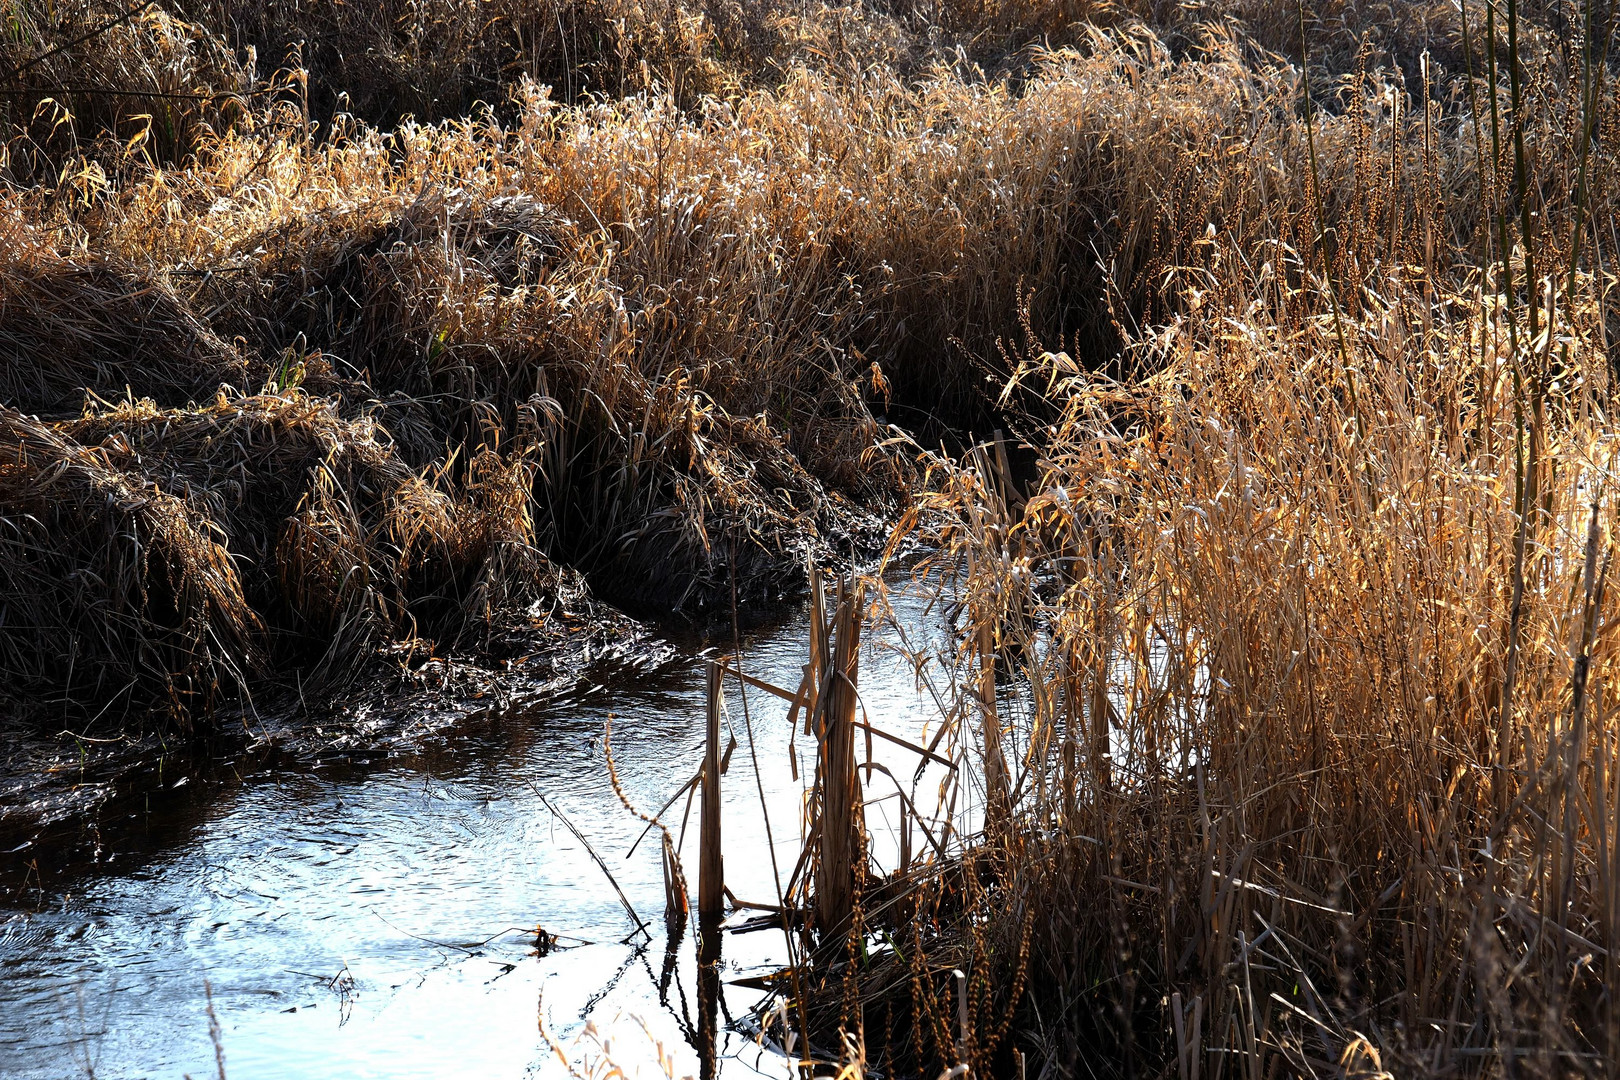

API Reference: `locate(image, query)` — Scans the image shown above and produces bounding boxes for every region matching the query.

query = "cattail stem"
[814,576,865,945]
[699,659,724,924]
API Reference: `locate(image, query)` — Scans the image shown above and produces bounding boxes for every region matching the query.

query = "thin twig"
[533,784,650,942]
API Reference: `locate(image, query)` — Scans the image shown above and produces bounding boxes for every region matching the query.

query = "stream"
[0,583,962,1079]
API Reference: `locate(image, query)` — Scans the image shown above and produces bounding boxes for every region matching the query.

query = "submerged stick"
[534,786,649,942]
[626,768,701,859]
[663,833,689,929]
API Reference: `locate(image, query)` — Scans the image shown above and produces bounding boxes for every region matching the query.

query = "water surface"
[0,585,960,1079]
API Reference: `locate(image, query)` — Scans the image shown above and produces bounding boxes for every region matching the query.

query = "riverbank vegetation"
[830,5,1620,1076]
[4,0,1618,1075]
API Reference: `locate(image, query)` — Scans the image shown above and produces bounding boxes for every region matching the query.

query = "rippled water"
[0,585,959,1079]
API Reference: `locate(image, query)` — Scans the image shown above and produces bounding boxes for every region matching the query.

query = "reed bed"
[809,4,1620,1075]
[3,0,1619,1072]
[852,272,1620,1075]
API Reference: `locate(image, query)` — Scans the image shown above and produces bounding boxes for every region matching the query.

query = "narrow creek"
[0,583,961,1079]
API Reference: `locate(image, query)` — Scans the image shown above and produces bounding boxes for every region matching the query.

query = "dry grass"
[1,387,557,726]
[0,405,260,727]
[802,4,1620,1076]
[0,0,252,182]
[860,274,1619,1073]
[0,216,251,415]
[4,0,1620,1072]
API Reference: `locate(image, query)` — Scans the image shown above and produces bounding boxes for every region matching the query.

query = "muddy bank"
[0,596,662,863]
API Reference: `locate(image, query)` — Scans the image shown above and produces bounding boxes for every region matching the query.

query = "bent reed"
[5,0,1619,1074]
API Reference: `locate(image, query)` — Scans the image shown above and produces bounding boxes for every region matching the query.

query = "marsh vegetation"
[4,0,1620,1076]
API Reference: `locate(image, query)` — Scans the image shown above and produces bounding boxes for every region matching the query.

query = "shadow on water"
[0,582,955,1079]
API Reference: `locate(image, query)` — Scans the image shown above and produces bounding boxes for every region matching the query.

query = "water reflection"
[0,585,955,1079]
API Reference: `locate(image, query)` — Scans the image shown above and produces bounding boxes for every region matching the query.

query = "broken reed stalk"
[975,569,1009,828]
[697,670,724,1080]
[663,833,688,928]
[967,448,1011,828]
[813,575,865,946]
[808,563,827,732]
[700,659,725,925]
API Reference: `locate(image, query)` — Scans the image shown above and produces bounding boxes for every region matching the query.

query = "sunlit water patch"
[0,585,962,1080]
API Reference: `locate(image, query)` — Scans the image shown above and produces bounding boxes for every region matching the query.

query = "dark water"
[0,586,961,1079]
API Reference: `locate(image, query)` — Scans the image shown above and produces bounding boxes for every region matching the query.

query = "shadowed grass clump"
[1,387,560,726]
[0,221,251,416]
[0,0,253,183]
[0,407,261,727]
[164,173,884,611]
